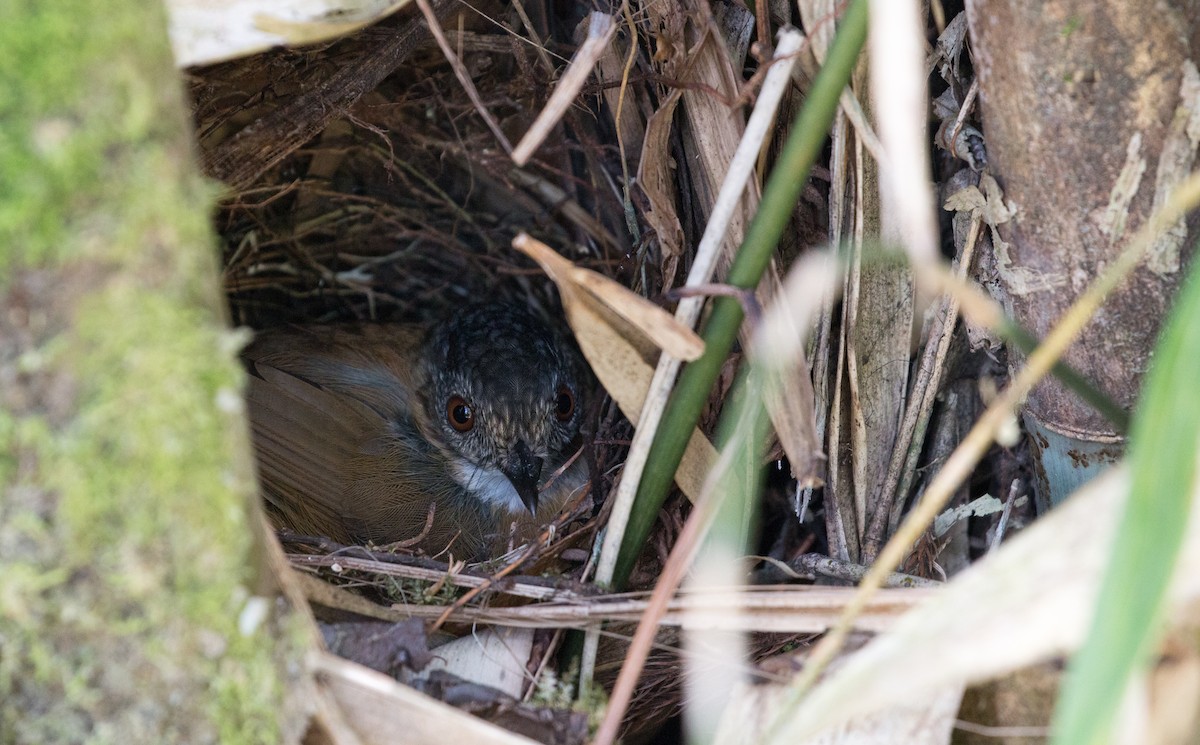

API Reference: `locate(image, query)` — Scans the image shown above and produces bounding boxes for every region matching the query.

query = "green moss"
[0,2,168,272]
[1059,15,1083,38]
[377,572,466,605]
[529,658,608,736]
[1,285,299,744]
[0,0,306,741]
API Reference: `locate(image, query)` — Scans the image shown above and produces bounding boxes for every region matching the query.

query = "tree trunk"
[0,2,308,742]
[966,0,1200,508]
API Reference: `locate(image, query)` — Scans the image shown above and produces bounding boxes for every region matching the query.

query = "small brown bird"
[244,304,589,560]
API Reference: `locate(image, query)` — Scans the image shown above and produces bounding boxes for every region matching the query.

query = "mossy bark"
[0,2,309,743]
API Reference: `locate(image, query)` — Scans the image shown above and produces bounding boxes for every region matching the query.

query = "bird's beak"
[501,441,544,514]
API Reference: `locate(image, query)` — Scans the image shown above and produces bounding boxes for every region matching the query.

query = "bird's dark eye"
[554,385,575,422]
[446,396,475,432]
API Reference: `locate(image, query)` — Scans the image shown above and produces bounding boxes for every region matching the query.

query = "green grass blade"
[1050,255,1200,744]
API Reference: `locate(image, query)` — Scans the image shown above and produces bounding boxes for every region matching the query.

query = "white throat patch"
[450,460,526,514]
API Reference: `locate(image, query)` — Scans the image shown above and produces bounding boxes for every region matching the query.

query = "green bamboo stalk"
[611,0,870,588]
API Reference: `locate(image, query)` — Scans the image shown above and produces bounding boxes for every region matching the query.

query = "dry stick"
[512,13,617,165]
[862,213,982,557]
[754,0,771,52]
[507,0,556,74]
[838,89,885,164]
[524,627,565,702]
[580,28,807,689]
[286,554,579,601]
[988,479,1021,554]
[414,0,514,156]
[953,721,1048,740]
[885,296,962,535]
[308,583,930,629]
[947,78,980,161]
[761,169,1200,744]
[613,0,642,223]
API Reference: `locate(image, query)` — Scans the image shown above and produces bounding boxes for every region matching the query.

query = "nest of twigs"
[184,0,1025,740]
[199,6,648,534]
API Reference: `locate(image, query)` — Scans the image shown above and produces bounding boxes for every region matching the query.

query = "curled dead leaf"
[513,233,715,501]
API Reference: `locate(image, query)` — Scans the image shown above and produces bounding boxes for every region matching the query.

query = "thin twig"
[414,0,514,156]
[512,13,616,165]
[989,480,1021,553]
[665,283,764,327]
[947,78,980,162]
[507,0,555,73]
[376,503,437,552]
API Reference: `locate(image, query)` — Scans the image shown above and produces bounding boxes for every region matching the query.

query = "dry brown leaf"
[761,366,824,489]
[514,234,703,360]
[513,234,715,500]
[637,90,686,290]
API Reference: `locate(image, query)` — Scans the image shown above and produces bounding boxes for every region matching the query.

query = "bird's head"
[421,304,585,514]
